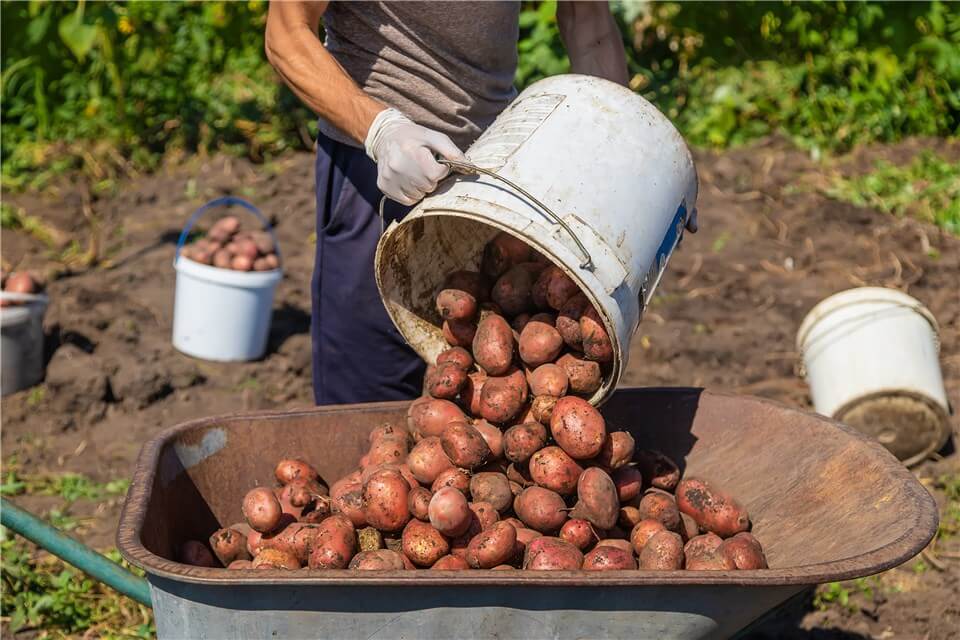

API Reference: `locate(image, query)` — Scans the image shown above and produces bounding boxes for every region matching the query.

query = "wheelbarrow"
[3,388,938,639]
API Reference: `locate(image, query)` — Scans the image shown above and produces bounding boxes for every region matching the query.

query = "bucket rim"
[796,287,938,352]
[0,292,49,326]
[174,255,282,288]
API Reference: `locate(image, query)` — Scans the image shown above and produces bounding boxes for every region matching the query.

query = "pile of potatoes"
[179,215,279,272]
[179,232,766,572]
[0,271,44,307]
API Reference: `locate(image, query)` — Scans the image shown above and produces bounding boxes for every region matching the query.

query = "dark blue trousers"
[311,133,426,405]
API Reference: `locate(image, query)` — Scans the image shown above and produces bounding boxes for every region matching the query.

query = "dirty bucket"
[172,197,282,362]
[1,292,49,396]
[375,74,699,404]
[797,287,952,465]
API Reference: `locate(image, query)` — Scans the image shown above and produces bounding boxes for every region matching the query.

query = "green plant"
[821,152,960,233]
[814,576,883,612]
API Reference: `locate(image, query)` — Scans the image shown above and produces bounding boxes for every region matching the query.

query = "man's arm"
[265,1,383,144]
[556,2,629,86]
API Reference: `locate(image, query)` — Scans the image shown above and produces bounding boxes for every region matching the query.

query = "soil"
[2,136,958,639]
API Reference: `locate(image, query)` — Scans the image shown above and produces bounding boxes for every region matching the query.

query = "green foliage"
[813,576,883,612]
[936,472,960,539]
[821,152,960,233]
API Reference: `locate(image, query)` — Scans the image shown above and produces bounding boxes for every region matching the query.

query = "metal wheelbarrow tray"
[117,388,937,640]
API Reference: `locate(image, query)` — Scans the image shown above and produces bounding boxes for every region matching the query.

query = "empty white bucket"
[375,74,698,405]
[171,197,282,362]
[797,287,952,465]
[1,292,49,396]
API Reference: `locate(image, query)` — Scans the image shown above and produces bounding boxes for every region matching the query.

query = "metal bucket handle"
[378,159,594,270]
[174,196,281,266]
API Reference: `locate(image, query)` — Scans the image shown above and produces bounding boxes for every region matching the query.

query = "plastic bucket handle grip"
[174,196,281,265]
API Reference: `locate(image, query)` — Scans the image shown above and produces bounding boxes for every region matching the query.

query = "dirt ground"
[2,136,958,638]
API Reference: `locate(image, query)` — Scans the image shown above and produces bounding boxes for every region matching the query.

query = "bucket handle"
[378,160,594,270]
[174,196,281,265]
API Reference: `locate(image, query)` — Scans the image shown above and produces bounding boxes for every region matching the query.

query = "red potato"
[583,546,637,571]
[680,513,699,541]
[545,268,581,311]
[472,313,515,376]
[213,249,233,269]
[684,533,723,558]
[408,486,433,521]
[261,522,321,564]
[580,305,613,362]
[519,320,564,367]
[555,293,588,349]
[366,436,409,467]
[461,371,487,417]
[636,449,681,492]
[208,216,240,241]
[275,459,319,485]
[469,472,513,513]
[253,548,300,570]
[407,398,466,439]
[513,486,567,533]
[330,470,361,498]
[431,554,471,570]
[369,423,410,445]
[629,519,668,555]
[550,396,607,460]
[529,446,584,495]
[300,500,332,524]
[407,437,454,485]
[595,431,636,471]
[514,527,542,547]
[492,264,536,317]
[360,463,417,491]
[402,519,451,567]
[719,532,768,570]
[530,395,558,425]
[482,232,531,279]
[511,313,532,333]
[349,549,407,570]
[559,518,596,551]
[426,362,468,400]
[243,487,284,533]
[506,462,534,488]
[619,506,642,530]
[249,230,275,254]
[675,478,750,537]
[362,469,410,532]
[555,353,602,396]
[436,347,473,371]
[178,540,219,567]
[478,373,526,425]
[612,466,643,503]
[436,289,478,321]
[431,467,472,495]
[231,254,254,271]
[466,521,518,569]
[594,538,634,554]
[502,517,525,531]
[210,527,250,566]
[440,421,491,469]
[443,270,490,303]
[307,514,357,569]
[4,272,38,294]
[492,564,514,570]
[428,487,473,537]
[443,319,478,348]
[228,560,253,570]
[472,420,504,460]
[332,488,367,528]
[277,481,324,518]
[570,467,619,530]
[528,364,568,398]
[638,531,684,570]
[252,257,273,271]
[235,239,258,260]
[468,501,501,532]
[637,490,681,532]
[523,537,584,571]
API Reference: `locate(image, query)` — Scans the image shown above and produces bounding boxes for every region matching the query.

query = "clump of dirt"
[1,137,958,639]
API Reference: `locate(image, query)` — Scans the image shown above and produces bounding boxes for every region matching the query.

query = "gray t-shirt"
[321,1,520,150]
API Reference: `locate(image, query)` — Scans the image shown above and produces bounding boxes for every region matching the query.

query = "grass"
[821,151,960,235]
[0,464,149,636]
[934,472,960,540]
[813,576,886,613]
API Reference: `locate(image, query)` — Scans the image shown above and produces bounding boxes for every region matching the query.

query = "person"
[265,1,628,406]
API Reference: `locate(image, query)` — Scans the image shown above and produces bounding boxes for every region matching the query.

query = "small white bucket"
[171,197,282,362]
[375,75,698,404]
[1,291,49,396]
[797,287,952,465]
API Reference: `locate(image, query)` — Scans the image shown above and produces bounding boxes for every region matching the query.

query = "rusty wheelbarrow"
[113,388,937,639]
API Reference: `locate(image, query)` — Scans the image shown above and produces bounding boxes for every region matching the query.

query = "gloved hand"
[365,108,467,205]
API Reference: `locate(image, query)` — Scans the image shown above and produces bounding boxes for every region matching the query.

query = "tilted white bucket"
[797,287,952,465]
[171,197,282,362]
[1,292,48,396]
[375,74,698,404]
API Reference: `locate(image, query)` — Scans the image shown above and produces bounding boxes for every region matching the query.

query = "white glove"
[365,108,467,206]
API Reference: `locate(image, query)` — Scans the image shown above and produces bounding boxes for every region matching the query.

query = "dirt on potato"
[1,137,958,639]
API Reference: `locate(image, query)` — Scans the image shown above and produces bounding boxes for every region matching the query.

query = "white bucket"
[375,74,698,404]
[171,197,282,362]
[797,287,952,465]
[1,292,49,396]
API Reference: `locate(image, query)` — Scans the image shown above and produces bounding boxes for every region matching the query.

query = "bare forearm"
[557,2,629,86]
[265,1,384,144]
